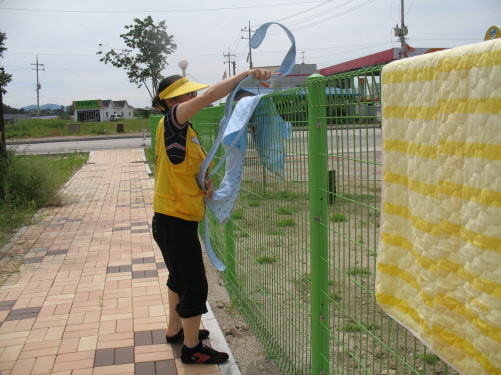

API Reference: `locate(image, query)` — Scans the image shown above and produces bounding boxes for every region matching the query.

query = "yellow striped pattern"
[377,39,501,375]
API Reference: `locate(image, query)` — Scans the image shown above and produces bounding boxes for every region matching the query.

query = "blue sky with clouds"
[0,0,499,109]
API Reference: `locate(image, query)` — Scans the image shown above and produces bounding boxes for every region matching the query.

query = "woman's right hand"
[249,68,273,81]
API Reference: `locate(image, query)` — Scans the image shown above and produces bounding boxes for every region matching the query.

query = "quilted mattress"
[376,39,501,375]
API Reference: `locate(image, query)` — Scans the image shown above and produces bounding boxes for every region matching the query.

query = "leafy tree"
[97,16,176,99]
[0,31,13,158]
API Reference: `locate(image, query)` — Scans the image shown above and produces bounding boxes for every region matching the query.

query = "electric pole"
[31,55,44,118]
[241,21,256,69]
[223,48,236,76]
[393,0,409,57]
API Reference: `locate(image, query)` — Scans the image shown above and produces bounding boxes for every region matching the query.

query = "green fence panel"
[190,71,457,375]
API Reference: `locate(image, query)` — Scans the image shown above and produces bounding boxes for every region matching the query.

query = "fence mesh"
[185,68,457,375]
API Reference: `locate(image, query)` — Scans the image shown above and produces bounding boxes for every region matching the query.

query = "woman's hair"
[152,75,183,114]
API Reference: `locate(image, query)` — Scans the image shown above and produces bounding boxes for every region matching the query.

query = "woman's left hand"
[204,179,215,199]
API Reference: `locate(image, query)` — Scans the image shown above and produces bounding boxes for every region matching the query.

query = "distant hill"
[23,103,63,111]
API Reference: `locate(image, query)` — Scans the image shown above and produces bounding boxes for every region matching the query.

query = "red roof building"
[319,47,445,76]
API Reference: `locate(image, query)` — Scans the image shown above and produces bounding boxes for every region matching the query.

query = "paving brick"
[114,346,134,365]
[0,150,227,375]
[32,354,56,375]
[94,348,115,367]
[156,360,177,375]
[134,361,156,375]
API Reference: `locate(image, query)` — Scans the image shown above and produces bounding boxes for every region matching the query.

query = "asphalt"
[6,133,148,145]
[0,147,239,375]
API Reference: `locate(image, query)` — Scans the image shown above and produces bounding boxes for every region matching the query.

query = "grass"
[6,118,150,139]
[0,152,88,250]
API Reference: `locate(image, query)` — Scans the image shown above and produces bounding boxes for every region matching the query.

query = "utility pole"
[241,21,256,69]
[223,48,236,76]
[393,0,409,57]
[31,55,44,118]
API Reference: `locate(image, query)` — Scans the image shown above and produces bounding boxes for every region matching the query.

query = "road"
[6,127,381,156]
[7,135,151,154]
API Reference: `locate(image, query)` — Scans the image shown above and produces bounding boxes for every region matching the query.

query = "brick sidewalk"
[0,149,233,375]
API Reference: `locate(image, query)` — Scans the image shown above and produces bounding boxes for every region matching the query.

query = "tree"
[97,16,176,100]
[0,31,13,158]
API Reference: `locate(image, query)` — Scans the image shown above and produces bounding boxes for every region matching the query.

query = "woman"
[151,68,272,364]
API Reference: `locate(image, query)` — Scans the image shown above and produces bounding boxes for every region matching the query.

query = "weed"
[265,190,308,200]
[419,353,439,364]
[277,206,295,215]
[330,292,342,301]
[344,323,362,332]
[266,230,284,235]
[341,193,378,202]
[232,211,244,220]
[292,274,311,301]
[348,267,371,276]
[256,256,277,265]
[248,201,261,207]
[276,218,295,227]
[220,300,240,315]
[330,213,347,222]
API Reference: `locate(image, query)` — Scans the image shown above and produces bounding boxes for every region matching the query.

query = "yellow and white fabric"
[376,39,501,375]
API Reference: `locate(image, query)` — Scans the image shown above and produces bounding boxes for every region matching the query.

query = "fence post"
[307,73,330,375]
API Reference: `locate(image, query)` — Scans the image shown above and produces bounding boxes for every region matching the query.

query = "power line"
[273,0,334,23]
[289,0,375,32]
[263,0,375,35]
[275,0,358,28]
[0,1,329,14]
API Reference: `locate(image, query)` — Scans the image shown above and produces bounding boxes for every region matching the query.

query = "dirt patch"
[204,249,282,375]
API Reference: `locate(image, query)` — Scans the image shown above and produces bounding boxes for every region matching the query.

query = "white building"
[72,99,135,122]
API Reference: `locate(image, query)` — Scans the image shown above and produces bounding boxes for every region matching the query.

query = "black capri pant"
[152,212,208,318]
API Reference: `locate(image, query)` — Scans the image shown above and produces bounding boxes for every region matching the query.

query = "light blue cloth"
[198,22,296,271]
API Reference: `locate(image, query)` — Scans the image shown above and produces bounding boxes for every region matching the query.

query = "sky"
[0,0,499,110]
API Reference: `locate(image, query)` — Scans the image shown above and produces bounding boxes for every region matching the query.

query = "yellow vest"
[153,117,206,222]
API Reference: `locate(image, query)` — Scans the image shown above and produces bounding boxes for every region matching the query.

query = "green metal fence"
[158,68,457,375]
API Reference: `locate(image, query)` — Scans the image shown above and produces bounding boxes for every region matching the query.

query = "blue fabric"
[205,95,262,225]
[198,22,296,271]
[250,97,292,177]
